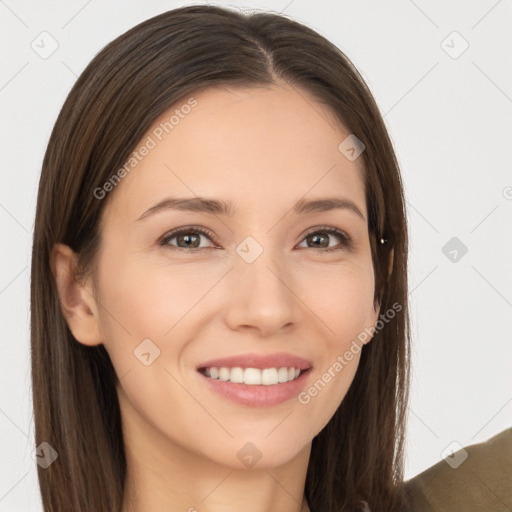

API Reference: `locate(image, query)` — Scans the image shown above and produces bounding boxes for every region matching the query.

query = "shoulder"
[403,427,512,512]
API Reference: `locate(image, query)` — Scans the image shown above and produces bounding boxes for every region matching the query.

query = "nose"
[223,251,298,337]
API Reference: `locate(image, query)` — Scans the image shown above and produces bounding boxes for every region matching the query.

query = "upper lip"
[197,352,313,371]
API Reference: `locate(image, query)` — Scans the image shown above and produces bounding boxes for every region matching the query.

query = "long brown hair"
[31,5,410,511]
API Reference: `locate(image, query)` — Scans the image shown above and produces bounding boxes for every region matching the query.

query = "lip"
[198,367,313,407]
[196,352,313,371]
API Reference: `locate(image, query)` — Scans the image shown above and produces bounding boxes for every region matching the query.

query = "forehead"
[103,84,367,223]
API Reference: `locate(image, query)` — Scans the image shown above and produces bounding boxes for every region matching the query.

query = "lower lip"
[198,369,312,407]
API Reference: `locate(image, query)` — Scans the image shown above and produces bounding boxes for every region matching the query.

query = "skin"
[53,82,381,512]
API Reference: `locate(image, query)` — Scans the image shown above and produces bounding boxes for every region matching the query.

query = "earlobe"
[51,243,103,346]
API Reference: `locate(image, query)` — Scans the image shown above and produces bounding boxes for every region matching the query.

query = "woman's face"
[90,83,379,469]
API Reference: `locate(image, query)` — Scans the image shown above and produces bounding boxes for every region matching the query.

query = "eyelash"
[159,225,352,253]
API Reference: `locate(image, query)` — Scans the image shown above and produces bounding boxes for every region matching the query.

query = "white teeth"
[244,368,261,385]
[261,368,278,385]
[219,367,230,381]
[277,367,289,382]
[202,366,302,385]
[230,367,244,383]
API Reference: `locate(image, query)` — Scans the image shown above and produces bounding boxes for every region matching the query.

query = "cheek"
[291,264,375,436]
[95,254,226,459]
[94,250,235,410]
[300,261,376,344]
[297,354,361,442]
[96,253,210,346]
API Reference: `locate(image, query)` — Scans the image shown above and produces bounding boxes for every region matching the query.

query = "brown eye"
[161,227,217,250]
[306,232,329,248]
[298,227,352,252]
[159,225,352,253]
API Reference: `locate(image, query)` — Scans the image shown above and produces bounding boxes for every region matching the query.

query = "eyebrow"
[136,196,366,221]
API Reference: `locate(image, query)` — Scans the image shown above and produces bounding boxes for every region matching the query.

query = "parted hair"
[31,5,410,511]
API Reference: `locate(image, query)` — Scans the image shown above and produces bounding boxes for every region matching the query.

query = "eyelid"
[159,225,220,248]
[298,225,352,252]
[301,225,350,239]
[159,224,353,252]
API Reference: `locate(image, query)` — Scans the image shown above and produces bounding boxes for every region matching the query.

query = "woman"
[31,5,409,511]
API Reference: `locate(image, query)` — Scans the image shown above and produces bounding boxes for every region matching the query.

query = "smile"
[199,366,302,385]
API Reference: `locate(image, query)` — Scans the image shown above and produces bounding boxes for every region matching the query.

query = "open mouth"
[198,366,310,385]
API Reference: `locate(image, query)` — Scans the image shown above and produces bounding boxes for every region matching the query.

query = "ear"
[51,243,103,346]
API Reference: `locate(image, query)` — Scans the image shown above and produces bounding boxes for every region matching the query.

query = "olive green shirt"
[403,427,512,511]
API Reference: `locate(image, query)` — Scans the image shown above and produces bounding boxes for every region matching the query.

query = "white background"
[1,0,511,510]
